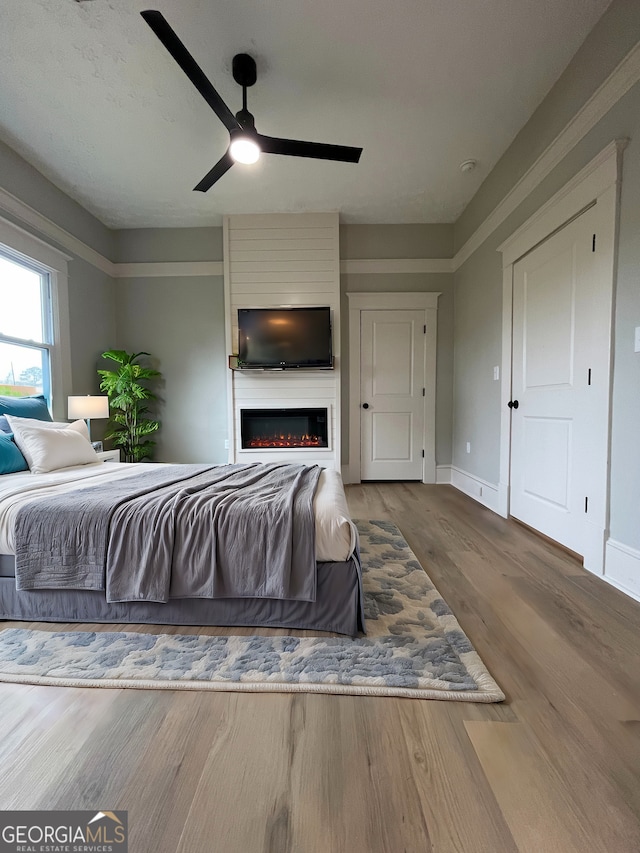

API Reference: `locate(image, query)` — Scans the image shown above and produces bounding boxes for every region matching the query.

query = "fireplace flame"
[246,433,325,448]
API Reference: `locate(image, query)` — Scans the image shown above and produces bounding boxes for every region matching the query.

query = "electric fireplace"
[240,408,329,450]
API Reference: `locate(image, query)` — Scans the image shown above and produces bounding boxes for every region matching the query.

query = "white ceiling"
[1,0,611,229]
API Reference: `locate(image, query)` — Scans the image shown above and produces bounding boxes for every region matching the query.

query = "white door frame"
[346,291,440,484]
[496,139,625,570]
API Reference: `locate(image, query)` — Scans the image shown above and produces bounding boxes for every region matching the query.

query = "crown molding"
[0,212,72,270]
[452,38,640,271]
[0,186,117,276]
[497,139,626,266]
[0,186,453,278]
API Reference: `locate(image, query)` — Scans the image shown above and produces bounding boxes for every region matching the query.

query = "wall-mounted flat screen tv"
[237,306,332,368]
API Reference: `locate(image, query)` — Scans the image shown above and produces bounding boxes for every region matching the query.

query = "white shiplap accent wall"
[224,213,341,467]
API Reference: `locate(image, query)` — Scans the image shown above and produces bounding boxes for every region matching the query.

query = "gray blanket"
[14,462,321,604]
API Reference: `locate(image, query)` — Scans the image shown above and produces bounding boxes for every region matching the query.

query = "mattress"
[0,462,357,562]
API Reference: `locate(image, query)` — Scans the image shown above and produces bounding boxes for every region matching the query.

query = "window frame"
[0,215,72,420]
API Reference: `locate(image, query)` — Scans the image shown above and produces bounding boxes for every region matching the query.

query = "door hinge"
[592,233,596,252]
[588,368,592,386]
[423,324,426,334]
[585,496,589,513]
[422,387,425,397]
[422,449,425,458]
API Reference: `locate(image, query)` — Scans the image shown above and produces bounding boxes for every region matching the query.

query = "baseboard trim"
[604,539,640,603]
[448,466,500,513]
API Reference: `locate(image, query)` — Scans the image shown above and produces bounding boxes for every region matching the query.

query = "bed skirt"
[0,555,364,636]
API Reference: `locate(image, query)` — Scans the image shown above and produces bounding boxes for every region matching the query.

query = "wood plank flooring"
[1,482,639,852]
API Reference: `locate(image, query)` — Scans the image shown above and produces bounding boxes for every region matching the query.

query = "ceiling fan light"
[229,136,260,164]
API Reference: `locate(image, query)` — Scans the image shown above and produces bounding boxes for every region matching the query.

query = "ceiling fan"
[140,10,363,192]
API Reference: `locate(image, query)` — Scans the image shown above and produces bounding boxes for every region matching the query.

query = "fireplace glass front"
[240,408,329,449]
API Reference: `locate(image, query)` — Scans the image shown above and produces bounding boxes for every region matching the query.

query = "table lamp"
[67,395,110,441]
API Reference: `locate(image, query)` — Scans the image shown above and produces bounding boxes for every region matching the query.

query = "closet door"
[510,204,611,570]
[360,310,425,480]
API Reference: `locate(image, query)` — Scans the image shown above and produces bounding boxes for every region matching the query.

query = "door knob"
[508,400,519,409]
[362,403,370,409]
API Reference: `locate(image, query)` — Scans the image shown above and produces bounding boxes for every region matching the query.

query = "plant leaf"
[99,348,161,461]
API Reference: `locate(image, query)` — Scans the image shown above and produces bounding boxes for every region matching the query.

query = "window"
[0,250,54,401]
[0,216,71,420]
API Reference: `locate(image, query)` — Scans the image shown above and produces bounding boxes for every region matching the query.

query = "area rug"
[0,520,504,702]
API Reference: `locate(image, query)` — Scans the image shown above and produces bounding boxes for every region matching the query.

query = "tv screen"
[237,307,332,368]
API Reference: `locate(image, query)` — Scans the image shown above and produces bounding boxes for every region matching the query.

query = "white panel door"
[360,310,425,480]
[510,205,611,569]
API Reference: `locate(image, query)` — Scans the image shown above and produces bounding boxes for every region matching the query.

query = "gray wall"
[340,224,453,259]
[339,225,454,469]
[611,117,640,550]
[452,0,640,551]
[452,239,502,483]
[113,227,227,464]
[0,139,117,432]
[115,275,227,464]
[67,259,117,390]
[0,138,115,259]
[114,227,222,264]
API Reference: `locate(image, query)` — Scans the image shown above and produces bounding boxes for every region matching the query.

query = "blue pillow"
[0,415,9,432]
[0,432,29,474]
[0,394,52,422]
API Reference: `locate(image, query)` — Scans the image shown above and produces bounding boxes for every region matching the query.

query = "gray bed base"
[0,554,364,636]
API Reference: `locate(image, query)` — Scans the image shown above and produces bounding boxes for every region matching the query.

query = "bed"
[0,461,364,636]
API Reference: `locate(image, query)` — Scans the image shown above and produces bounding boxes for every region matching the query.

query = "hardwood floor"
[1,483,639,852]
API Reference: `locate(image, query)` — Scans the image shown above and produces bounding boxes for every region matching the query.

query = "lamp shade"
[67,395,110,420]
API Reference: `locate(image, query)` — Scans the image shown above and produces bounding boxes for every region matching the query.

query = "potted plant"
[98,350,161,462]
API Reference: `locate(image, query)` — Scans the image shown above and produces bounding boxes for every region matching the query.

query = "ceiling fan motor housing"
[232,54,257,88]
[235,109,256,130]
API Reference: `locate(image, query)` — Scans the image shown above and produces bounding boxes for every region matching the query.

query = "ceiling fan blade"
[141,10,241,134]
[256,134,362,163]
[193,151,235,192]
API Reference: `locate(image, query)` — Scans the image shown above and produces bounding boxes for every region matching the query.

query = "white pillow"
[5,418,97,473]
[5,414,90,441]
